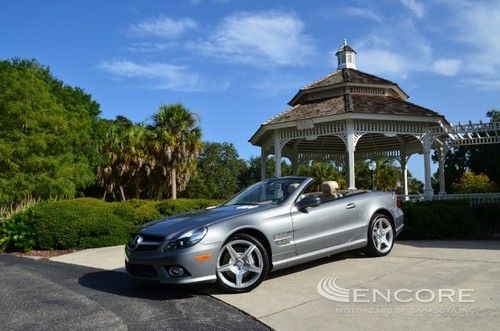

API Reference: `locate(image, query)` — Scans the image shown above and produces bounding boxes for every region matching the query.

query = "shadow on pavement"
[397,240,500,250]
[78,270,216,300]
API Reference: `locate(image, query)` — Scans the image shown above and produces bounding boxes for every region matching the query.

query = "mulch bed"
[10,249,79,259]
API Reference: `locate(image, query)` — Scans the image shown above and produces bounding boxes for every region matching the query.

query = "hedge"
[0,198,221,251]
[400,200,499,240]
[2,198,498,252]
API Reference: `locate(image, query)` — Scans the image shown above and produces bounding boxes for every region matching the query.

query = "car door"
[290,195,360,255]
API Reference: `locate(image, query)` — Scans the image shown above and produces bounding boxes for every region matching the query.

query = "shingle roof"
[266,94,442,125]
[302,68,398,90]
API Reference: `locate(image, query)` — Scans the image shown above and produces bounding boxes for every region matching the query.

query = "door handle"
[346,203,356,209]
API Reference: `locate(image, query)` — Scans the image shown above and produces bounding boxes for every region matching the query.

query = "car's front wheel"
[365,213,395,257]
[216,233,269,293]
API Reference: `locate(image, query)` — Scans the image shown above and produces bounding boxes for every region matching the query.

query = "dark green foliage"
[400,201,500,239]
[434,110,500,193]
[155,198,221,216]
[185,142,247,199]
[0,198,222,251]
[0,211,35,252]
[28,198,131,250]
[0,59,100,206]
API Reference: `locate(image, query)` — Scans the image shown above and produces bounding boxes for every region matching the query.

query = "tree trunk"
[119,185,126,201]
[171,168,177,200]
[102,190,107,201]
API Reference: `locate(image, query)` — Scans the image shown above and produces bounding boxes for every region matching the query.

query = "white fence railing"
[399,193,500,205]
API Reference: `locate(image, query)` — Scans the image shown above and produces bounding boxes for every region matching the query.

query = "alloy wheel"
[371,217,394,254]
[216,239,264,290]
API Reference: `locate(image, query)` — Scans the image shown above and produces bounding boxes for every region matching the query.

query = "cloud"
[343,7,382,22]
[398,0,425,18]
[357,49,409,77]
[460,78,500,91]
[449,0,500,76]
[99,60,206,92]
[191,11,315,67]
[433,58,461,76]
[126,41,175,52]
[129,16,197,39]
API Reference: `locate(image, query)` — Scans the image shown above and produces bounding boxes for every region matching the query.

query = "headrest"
[287,183,300,195]
[321,181,339,196]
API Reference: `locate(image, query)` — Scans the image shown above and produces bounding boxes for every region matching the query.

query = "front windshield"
[223,178,306,206]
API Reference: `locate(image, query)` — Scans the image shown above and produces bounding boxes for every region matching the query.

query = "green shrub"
[0,197,223,251]
[155,198,221,217]
[0,211,35,252]
[400,200,499,239]
[29,198,133,250]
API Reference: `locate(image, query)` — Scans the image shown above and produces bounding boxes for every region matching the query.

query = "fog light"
[168,266,185,277]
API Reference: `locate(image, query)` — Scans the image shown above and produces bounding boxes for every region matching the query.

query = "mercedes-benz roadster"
[125,176,404,292]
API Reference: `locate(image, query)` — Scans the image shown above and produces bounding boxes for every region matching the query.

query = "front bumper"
[125,241,221,284]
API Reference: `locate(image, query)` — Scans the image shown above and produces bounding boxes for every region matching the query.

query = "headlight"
[164,227,207,251]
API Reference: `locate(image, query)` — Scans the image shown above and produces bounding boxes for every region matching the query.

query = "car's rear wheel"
[365,213,395,257]
[216,233,269,293]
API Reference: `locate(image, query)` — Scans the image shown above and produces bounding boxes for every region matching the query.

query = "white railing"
[399,193,500,205]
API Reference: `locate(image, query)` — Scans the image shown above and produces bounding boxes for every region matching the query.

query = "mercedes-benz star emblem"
[129,235,143,251]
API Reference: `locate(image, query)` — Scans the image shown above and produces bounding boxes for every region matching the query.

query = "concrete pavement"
[50,245,125,270]
[45,241,500,330]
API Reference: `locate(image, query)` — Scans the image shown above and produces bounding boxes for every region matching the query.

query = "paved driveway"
[0,255,267,330]
[3,241,499,330]
[215,241,500,330]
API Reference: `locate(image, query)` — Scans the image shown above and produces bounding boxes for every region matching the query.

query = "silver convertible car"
[125,177,404,293]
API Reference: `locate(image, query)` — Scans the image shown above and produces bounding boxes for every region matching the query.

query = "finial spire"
[344,38,347,46]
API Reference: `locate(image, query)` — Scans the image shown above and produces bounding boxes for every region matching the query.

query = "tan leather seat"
[321,181,341,202]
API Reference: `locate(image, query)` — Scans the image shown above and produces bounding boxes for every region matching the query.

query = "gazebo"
[249,40,453,196]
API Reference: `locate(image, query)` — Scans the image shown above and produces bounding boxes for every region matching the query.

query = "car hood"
[140,204,269,238]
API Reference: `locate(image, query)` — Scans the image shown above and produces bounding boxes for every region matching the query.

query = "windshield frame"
[221,177,310,207]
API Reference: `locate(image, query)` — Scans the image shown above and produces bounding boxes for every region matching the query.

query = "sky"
[1,0,500,181]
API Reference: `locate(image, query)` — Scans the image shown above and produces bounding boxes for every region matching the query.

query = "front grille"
[141,234,165,242]
[135,244,160,252]
[125,261,158,278]
[127,233,164,252]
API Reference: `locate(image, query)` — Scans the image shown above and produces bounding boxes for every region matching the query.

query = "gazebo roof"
[250,41,449,148]
[266,94,444,125]
[288,68,409,106]
[303,68,396,90]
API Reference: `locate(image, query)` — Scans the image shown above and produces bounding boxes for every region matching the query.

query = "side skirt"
[271,239,367,271]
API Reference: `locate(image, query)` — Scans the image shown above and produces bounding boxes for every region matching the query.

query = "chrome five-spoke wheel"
[216,234,268,293]
[366,214,394,256]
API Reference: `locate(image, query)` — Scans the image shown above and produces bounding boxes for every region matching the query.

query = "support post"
[438,146,447,194]
[260,147,267,181]
[400,146,409,198]
[422,134,433,197]
[346,119,356,190]
[274,133,282,178]
[291,141,299,176]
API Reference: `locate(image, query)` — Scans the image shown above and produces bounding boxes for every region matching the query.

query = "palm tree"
[152,103,202,199]
[123,124,155,199]
[96,124,127,200]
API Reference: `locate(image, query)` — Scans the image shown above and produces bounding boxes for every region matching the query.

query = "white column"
[260,147,267,181]
[346,119,356,190]
[438,146,447,194]
[274,133,282,178]
[422,134,433,197]
[291,141,299,176]
[401,155,409,197]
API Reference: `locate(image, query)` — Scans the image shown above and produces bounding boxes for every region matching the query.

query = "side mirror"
[296,195,321,211]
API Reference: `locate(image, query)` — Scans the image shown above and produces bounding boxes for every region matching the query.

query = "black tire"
[216,233,269,293]
[365,213,395,257]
